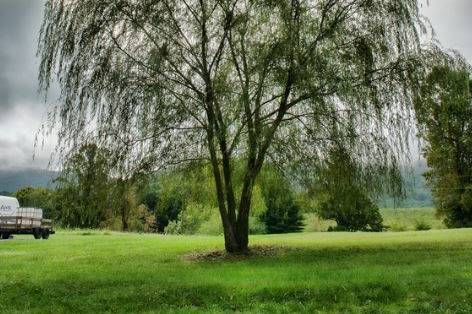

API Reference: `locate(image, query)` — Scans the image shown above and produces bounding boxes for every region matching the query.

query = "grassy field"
[1,228,471,313]
[380,207,445,231]
[304,207,445,232]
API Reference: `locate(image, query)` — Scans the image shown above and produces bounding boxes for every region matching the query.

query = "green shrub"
[156,194,183,232]
[439,185,472,228]
[197,212,224,235]
[260,199,304,234]
[249,216,267,234]
[163,220,182,235]
[99,216,123,231]
[313,146,387,232]
[165,203,212,235]
[319,190,384,232]
[388,223,407,232]
[415,220,432,231]
[128,204,156,233]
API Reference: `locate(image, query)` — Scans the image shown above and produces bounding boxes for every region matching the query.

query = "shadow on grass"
[0,279,411,313]
[185,239,471,266]
[2,272,470,313]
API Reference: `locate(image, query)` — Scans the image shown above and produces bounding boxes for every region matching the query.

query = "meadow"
[304,207,444,232]
[1,226,471,313]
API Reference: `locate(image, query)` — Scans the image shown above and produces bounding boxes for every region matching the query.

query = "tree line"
[15,143,304,234]
[15,141,396,234]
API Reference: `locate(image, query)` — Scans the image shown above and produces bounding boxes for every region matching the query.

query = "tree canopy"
[415,65,472,228]
[39,0,436,252]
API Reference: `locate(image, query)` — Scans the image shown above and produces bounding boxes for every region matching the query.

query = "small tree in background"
[113,179,138,232]
[415,65,472,228]
[55,143,113,228]
[315,146,385,232]
[259,169,304,234]
[319,187,383,232]
[155,195,184,233]
[135,175,162,232]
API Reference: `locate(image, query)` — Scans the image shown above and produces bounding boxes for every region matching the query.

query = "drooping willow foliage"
[38,0,440,252]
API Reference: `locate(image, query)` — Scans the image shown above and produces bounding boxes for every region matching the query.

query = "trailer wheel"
[41,230,50,240]
[33,230,42,240]
[1,233,10,240]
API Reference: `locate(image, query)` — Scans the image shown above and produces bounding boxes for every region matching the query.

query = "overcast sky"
[0,0,471,170]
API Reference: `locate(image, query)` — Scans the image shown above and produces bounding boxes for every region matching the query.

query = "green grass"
[304,207,444,232]
[380,207,445,231]
[1,228,471,313]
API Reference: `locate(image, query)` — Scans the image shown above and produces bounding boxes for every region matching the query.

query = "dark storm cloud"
[0,0,52,169]
[0,0,45,116]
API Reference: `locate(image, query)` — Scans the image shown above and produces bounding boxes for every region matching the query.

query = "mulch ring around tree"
[183,245,294,262]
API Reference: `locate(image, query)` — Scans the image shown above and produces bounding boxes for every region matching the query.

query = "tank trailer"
[0,196,55,240]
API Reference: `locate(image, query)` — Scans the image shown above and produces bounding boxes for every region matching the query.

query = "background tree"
[14,187,57,219]
[415,66,472,228]
[55,143,113,228]
[155,193,184,233]
[147,162,264,234]
[258,168,304,234]
[127,204,157,233]
[113,178,137,231]
[138,179,160,218]
[315,146,384,231]
[39,0,433,253]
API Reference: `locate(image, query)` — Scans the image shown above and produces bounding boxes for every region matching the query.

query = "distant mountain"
[0,169,58,193]
[0,162,433,207]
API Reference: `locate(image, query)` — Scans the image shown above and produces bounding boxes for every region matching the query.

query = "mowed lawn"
[1,230,471,313]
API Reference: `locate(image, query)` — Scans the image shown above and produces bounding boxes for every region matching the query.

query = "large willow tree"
[39,0,431,253]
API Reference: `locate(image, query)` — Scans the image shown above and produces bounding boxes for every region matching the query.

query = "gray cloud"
[0,0,44,114]
[0,0,51,169]
[423,0,472,61]
[0,0,471,170]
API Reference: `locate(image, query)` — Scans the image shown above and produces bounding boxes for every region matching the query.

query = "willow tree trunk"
[215,164,257,254]
[220,201,251,254]
[121,208,129,232]
[213,172,252,254]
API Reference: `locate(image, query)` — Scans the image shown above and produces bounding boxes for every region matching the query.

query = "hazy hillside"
[0,169,58,193]
[0,162,432,207]
[379,160,433,208]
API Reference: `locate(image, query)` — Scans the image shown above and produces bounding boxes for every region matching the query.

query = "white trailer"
[0,196,55,240]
